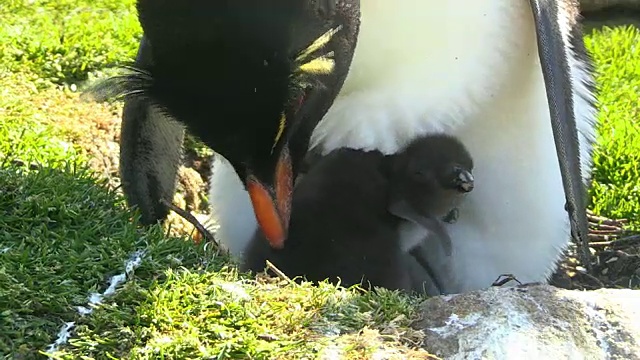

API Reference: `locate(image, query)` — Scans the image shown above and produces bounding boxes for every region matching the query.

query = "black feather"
[242,133,475,295]
[85,0,358,185]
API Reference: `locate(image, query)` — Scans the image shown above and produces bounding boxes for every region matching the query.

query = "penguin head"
[390,133,475,217]
[90,0,359,248]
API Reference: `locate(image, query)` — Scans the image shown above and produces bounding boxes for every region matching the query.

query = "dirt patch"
[36,88,123,186]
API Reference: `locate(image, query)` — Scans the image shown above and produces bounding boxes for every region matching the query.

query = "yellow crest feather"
[295,26,341,78]
[271,26,342,151]
[296,26,342,63]
[298,54,336,75]
[271,112,287,153]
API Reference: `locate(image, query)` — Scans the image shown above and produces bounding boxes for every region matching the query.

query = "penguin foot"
[491,273,523,287]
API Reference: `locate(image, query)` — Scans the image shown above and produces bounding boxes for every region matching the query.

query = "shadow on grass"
[583,7,640,32]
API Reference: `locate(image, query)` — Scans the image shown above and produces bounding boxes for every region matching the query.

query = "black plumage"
[242,147,408,290]
[241,133,474,295]
[128,0,352,179]
[89,0,360,247]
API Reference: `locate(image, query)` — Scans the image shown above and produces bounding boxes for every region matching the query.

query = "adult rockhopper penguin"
[91,0,360,250]
[111,0,597,294]
[224,0,598,292]
[241,133,475,296]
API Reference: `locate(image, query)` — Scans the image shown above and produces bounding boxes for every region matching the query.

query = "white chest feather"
[311,0,535,155]
[209,0,597,293]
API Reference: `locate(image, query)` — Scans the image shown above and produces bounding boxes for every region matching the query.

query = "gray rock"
[413,284,640,359]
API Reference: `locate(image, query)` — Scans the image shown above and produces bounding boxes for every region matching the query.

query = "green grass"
[0,1,639,358]
[0,0,141,86]
[0,160,422,358]
[0,163,207,357]
[585,26,640,228]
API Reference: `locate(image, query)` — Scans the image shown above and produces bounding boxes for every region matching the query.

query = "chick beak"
[246,147,293,249]
[453,167,475,193]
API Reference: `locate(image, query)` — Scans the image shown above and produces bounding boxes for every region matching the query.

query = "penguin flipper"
[87,36,185,225]
[528,0,590,270]
[392,201,456,296]
[388,200,453,256]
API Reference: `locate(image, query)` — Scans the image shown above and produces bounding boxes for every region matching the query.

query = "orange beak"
[246,147,293,249]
